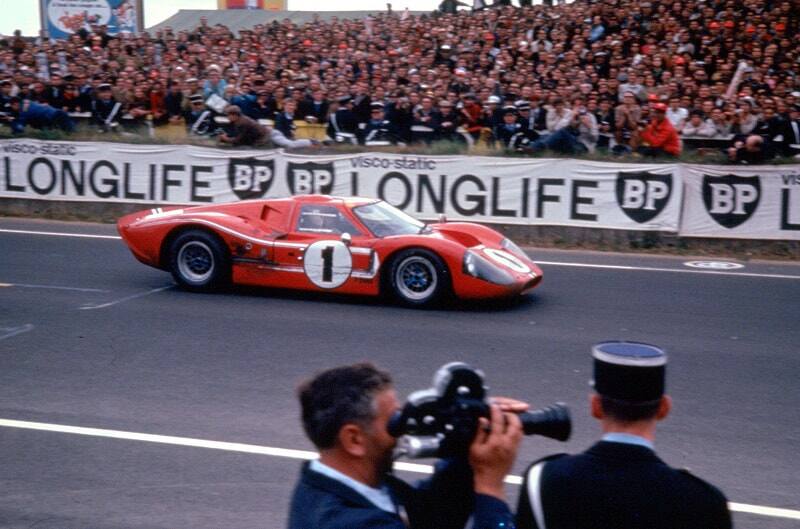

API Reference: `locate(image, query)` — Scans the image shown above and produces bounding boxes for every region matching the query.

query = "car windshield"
[352,201,425,237]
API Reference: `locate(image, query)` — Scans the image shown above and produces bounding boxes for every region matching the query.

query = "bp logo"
[287,161,335,195]
[616,171,673,223]
[228,158,275,200]
[702,174,761,228]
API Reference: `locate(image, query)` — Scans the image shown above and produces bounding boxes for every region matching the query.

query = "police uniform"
[363,102,400,145]
[184,95,214,135]
[91,84,122,130]
[517,342,732,529]
[327,95,359,144]
[494,106,528,150]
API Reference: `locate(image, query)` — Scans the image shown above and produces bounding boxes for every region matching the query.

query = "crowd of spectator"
[1,0,799,161]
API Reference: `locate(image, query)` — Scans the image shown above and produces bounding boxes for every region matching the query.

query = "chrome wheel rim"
[177,241,214,283]
[395,256,437,301]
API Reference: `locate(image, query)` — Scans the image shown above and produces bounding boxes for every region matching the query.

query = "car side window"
[295,205,363,236]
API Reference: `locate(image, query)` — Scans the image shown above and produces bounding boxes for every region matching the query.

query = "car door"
[271,203,378,293]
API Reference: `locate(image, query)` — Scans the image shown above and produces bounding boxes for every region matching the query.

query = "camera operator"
[530,97,598,155]
[288,363,523,529]
[517,342,731,529]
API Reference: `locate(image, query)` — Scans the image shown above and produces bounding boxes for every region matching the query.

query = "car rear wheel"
[168,230,231,292]
[388,249,449,307]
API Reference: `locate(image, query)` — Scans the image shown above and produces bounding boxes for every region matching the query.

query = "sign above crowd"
[0,139,797,240]
[40,0,143,39]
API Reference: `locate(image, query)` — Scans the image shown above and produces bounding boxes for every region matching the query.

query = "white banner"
[680,164,800,240]
[0,140,684,232]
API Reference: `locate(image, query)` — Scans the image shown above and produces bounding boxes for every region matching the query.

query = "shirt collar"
[309,459,397,513]
[602,432,655,451]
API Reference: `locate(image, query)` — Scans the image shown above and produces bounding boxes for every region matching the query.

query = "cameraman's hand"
[489,396,529,413]
[469,404,522,501]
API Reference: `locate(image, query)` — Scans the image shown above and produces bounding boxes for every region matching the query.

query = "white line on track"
[0,228,121,240]
[4,282,110,293]
[79,285,173,310]
[0,418,796,521]
[536,261,800,280]
[0,324,34,341]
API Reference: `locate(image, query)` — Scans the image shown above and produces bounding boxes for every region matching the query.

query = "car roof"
[291,195,379,208]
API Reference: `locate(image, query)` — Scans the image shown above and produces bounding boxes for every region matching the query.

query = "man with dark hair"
[288,362,523,529]
[219,104,266,146]
[517,342,731,529]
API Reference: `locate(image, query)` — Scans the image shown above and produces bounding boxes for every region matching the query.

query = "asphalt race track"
[1,217,799,529]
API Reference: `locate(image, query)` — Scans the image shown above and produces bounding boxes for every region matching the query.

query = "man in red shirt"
[638,103,681,157]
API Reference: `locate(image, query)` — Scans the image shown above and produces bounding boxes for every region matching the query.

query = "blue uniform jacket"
[288,459,514,529]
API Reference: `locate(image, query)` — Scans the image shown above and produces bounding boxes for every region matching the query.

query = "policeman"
[326,95,358,144]
[362,102,399,146]
[494,106,528,150]
[517,341,731,529]
[91,83,122,132]
[184,94,214,136]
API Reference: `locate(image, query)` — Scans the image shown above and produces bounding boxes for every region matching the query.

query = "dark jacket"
[517,441,731,529]
[288,459,513,529]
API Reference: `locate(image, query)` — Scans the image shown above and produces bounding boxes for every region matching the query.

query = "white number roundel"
[483,248,531,273]
[303,240,353,289]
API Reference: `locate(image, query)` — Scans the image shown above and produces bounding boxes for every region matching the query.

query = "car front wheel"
[168,230,231,292]
[388,249,449,307]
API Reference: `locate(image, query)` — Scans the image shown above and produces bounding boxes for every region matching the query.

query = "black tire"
[386,248,450,307]
[168,229,231,292]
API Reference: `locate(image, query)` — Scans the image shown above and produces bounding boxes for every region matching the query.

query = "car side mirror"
[340,232,352,246]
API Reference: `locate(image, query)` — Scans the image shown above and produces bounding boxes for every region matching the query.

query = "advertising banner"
[41,0,142,39]
[0,140,683,232]
[680,164,800,240]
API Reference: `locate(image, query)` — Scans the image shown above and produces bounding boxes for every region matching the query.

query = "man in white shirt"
[665,96,688,129]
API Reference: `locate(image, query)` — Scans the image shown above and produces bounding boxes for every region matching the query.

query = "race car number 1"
[303,240,353,289]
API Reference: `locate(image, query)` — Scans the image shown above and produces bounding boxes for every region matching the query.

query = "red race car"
[117,195,542,307]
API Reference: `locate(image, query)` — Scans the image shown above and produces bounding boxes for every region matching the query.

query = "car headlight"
[501,238,528,260]
[463,250,514,285]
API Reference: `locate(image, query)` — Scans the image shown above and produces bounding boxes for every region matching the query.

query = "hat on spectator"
[502,105,518,115]
[592,341,666,402]
[186,77,198,83]
[653,102,667,112]
[337,95,353,104]
[723,20,734,29]
[775,23,786,32]
[190,94,204,103]
[709,21,720,29]
[370,101,385,110]
[514,100,531,110]
[97,83,112,91]
[487,95,501,105]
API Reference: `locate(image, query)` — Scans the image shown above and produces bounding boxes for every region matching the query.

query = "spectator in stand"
[733,101,758,137]
[728,134,775,164]
[546,97,573,134]
[219,104,265,146]
[275,98,299,140]
[785,105,800,155]
[434,99,462,143]
[164,82,185,124]
[4,96,74,134]
[460,93,484,140]
[638,102,681,157]
[298,90,329,125]
[412,95,437,144]
[203,67,227,100]
[363,102,400,145]
[614,92,641,153]
[753,105,788,153]
[681,110,716,137]
[594,97,616,151]
[665,97,688,130]
[706,107,733,138]
[531,96,598,155]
